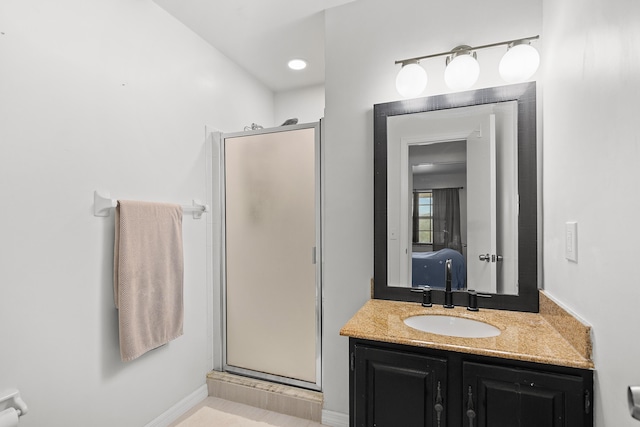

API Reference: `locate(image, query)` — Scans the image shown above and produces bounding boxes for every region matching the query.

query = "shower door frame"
[220,122,322,391]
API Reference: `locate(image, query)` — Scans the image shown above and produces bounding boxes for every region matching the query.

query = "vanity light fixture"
[395,60,428,98]
[394,35,539,97]
[444,45,480,91]
[498,40,540,83]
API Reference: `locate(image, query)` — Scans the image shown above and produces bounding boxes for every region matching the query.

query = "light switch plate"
[565,222,578,262]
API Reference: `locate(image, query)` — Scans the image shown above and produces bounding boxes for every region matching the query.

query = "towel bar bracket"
[0,389,28,417]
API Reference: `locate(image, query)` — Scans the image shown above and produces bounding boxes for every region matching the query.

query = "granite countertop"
[340,293,593,370]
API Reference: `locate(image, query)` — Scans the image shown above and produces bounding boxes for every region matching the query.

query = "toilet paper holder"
[0,389,27,417]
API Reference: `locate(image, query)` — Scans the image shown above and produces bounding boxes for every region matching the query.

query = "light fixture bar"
[395,35,539,65]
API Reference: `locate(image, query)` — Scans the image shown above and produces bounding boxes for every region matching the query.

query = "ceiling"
[410,141,467,176]
[153,0,358,93]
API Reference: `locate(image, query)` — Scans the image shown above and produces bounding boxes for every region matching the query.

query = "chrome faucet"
[444,259,454,308]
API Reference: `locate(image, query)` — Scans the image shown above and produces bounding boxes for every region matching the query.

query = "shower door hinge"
[312,246,317,264]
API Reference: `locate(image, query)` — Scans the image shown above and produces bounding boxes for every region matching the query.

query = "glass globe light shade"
[499,43,540,83]
[395,63,428,98]
[444,54,480,91]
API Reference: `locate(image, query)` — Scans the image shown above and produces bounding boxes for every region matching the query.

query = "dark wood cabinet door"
[463,362,588,427]
[353,345,447,427]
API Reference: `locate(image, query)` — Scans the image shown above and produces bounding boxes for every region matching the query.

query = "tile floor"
[169,396,329,427]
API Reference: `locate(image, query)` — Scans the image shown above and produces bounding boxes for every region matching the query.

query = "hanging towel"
[114,200,184,361]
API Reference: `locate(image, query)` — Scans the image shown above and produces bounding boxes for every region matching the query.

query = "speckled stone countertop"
[340,292,593,370]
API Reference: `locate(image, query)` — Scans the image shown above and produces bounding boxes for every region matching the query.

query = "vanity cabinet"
[353,345,447,427]
[349,338,593,427]
[463,362,588,427]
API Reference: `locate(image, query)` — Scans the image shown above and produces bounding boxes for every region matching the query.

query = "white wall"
[323,0,541,416]
[274,84,325,125]
[542,0,640,425]
[0,1,273,426]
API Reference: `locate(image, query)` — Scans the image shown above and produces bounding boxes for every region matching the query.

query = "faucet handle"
[466,289,492,311]
[411,286,432,307]
[467,290,479,311]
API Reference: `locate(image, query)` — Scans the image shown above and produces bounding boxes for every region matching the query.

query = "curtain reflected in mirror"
[432,188,462,253]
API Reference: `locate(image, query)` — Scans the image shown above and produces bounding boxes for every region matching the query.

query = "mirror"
[387,102,519,295]
[374,83,538,312]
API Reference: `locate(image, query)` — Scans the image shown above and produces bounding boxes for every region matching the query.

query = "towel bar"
[93,191,209,219]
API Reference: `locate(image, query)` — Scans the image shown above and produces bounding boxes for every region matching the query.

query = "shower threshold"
[207,371,323,422]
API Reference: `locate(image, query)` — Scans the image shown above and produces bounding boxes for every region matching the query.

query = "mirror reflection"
[409,142,466,291]
[386,102,519,295]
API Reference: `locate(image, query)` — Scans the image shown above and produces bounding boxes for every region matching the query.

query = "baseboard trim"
[144,384,208,427]
[321,409,349,427]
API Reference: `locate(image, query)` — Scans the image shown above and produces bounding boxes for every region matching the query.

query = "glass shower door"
[222,123,320,390]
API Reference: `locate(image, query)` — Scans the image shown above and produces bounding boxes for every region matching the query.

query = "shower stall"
[220,122,322,391]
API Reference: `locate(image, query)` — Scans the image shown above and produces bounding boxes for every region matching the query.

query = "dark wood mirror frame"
[373,82,538,312]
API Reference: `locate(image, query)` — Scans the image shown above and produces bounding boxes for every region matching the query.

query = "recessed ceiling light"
[288,59,307,70]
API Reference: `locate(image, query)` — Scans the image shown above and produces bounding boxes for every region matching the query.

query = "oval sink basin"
[403,315,501,338]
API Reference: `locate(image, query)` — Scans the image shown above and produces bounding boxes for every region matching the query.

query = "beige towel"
[114,200,184,361]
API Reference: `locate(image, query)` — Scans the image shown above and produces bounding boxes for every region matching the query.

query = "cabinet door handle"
[585,389,591,414]
[434,381,444,427]
[466,386,476,427]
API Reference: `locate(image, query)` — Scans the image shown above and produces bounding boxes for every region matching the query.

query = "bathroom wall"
[542,0,640,425]
[4,0,635,425]
[323,0,542,418]
[0,0,274,426]
[275,84,325,126]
